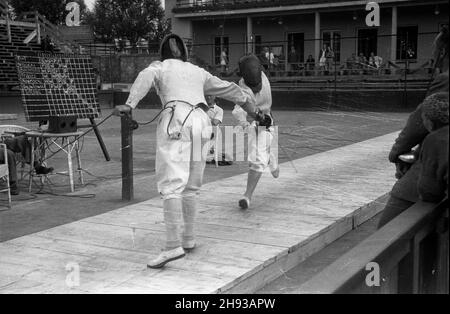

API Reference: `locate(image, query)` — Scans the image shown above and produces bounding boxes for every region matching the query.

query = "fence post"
[35,11,41,45]
[436,209,449,293]
[121,113,134,201]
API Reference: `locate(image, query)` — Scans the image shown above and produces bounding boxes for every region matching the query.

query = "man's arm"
[389,105,428,162]
[389,73,449,162]
[203,72,258,119]
[113,62,161,116]
[417,137,446,202]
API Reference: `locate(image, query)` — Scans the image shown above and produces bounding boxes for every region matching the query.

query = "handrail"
[173,0,320,13]
[0,0,8,18]
[297,199,449,294]
[18,10,78,52]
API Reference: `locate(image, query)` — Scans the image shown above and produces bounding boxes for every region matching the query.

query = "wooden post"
[35,12,41,45]
[314,12,321,63]
[121,113,133,201]
[246,16,253,54]
[391,7,397,63]
[6,13,11,43]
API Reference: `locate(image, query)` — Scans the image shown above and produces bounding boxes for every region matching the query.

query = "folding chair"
[0,143,12,210]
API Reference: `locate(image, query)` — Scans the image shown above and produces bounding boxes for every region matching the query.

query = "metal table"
[25,130,85,193]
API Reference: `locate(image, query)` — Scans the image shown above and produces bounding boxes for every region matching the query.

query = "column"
[247,16,253,54]
[391,6,397,62]
[314,11,321,61]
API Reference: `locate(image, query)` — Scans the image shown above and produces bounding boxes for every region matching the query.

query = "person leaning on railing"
[378,25,449,228]
[417,93,448,203]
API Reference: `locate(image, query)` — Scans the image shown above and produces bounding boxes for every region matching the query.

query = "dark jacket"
[389,72,449,162]
[418,126,449,203]
[389,72,449,202]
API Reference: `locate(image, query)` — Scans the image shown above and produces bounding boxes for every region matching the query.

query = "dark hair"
[237,54,262,92]
[422,92,449,126]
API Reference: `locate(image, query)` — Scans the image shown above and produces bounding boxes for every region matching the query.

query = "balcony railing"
[173,0,350,14]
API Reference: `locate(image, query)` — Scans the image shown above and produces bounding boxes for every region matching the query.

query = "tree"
[10,0,87,25]
[87,0,170,46]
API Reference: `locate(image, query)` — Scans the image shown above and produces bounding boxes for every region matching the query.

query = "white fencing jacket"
[238,71,272,115]
[233,71,272,123]
[125,59,251,109]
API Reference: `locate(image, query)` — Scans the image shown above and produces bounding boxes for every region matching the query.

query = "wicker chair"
[0,125,30,139]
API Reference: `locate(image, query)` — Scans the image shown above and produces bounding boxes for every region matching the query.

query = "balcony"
[172,0,356,15]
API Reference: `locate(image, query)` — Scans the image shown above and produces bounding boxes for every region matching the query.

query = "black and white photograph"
[0,0,448,299]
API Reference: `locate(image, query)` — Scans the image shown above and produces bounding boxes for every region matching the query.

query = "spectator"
[204,95,230,166]
[378,25,449,228]
[260,47,269,70]
[205,95,223,127]
[319,44,327,72]
[93,68,102,90]
[136,37,149,54]
[288,46,299,71]
[369,52,383,69]
[306,54,315,72]
[220,48,229,73]
[0,136,54,195]
[264,47,275,70]
[417,92,448,202]
[345,53,358,74]
[325,46,335,71]
[358,53,368,66]
[41,35,55,53]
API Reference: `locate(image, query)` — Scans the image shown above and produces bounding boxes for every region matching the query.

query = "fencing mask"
[238,54,262,94]
[160,34,188,62]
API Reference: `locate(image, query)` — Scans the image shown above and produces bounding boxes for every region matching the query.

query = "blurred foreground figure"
[379,26,449,228]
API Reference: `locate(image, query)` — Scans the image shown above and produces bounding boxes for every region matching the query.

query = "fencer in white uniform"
[232,54,279,209]
[113,34,260,268]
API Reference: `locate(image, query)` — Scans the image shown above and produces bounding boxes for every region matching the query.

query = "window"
[287,33,304,63]
[322,31,341,62]
[397,26,418,60]
[358,29,378,58]
[254,35,262,56]
[214,36,229,65]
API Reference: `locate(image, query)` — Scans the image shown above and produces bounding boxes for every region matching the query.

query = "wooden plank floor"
[0,132,398,294]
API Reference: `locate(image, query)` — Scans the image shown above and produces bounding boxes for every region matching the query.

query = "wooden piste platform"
[0,132,398,294]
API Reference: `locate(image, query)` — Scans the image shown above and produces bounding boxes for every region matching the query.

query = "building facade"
[165,0,449,71]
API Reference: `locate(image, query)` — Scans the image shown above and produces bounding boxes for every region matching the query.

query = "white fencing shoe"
[147,247,185,269]
[238,196,250,209]
[270,166,280,178]
[268,155,279,178]
[182,239,196,252]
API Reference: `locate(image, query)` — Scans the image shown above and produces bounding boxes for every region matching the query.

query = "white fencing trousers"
[156,102,211,249]
[248,125,277,173]
[156,102,211,200]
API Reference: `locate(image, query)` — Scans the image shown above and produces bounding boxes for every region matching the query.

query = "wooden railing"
[297,199,449,294]
[0,0,8,18]
[0,0,11,43]
[173,0,307,13]
[18,11,78,52]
